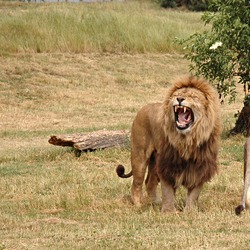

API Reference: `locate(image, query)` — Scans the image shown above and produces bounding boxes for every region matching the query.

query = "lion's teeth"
[175,106,178,112]
[184,107,186,113]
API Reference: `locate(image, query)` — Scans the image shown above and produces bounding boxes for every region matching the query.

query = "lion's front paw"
[183,205,198,213]
[161,204,176,213]
[132,196,142,207]
[149,195,162,205]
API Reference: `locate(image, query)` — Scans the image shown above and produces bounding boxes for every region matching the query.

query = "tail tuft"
[116,164,133,178]
[235,205,245,215]
[116,165,125,177]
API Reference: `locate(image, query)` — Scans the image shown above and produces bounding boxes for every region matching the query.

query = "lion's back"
[131,103,164,154]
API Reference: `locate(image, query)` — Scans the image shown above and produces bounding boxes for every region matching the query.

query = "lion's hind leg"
[131,150,152,207]
[131,160,146,206]
[131,164,146,207]
[145,152,161,204]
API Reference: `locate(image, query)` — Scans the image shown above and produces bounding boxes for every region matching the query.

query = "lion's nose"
[177,97,185,105]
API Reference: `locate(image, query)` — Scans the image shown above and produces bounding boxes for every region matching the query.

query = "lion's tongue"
[178,110,191,125]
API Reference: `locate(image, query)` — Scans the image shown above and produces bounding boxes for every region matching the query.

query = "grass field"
[1,1,250,249]
[0,0,206,54]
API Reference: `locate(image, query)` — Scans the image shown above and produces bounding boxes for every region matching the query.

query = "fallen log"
[48,129,130,152]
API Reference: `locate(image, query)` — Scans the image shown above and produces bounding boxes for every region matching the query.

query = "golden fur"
[116,76,221,212]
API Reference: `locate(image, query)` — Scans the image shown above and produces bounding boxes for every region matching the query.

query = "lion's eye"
[192,96,199,101]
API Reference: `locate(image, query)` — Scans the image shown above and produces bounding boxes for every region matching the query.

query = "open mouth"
[174,105,194,130]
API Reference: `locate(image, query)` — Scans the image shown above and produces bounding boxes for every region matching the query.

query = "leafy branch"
[179,0,250,103]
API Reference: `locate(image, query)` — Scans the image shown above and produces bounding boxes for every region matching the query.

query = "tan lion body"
[117,76,221,212]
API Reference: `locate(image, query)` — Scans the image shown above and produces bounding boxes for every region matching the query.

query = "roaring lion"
[116,76,221,212]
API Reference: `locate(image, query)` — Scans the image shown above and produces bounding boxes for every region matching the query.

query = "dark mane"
[157,134,219,189]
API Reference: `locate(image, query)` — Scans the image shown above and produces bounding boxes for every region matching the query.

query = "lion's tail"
[235,205,245,215]
[116,164,133,178]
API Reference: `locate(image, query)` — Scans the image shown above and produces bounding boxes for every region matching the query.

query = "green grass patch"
[0,1,206,54]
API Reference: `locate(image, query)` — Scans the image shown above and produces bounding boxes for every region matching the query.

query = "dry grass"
[0,53,189,134]
[0,1,250,249]
[0,52,249,250]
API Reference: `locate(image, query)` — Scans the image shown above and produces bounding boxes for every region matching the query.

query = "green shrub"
[179,0,250,102]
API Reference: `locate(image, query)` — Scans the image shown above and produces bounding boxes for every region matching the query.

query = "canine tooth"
[175,106,178,112]
[184,107,186,113]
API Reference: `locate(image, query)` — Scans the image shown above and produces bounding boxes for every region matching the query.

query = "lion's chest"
[156,143,217,189]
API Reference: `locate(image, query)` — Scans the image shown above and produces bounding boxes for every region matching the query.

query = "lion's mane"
[157,76,221,189]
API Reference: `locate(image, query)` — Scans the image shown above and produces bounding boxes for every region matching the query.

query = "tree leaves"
[179,0,250,102]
